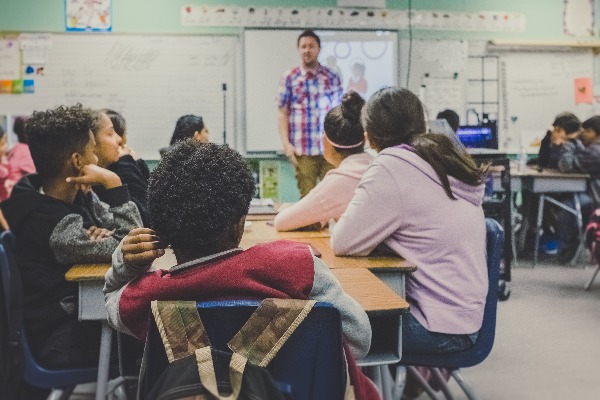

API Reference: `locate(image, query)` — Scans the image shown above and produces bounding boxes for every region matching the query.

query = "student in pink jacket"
[7,116,35,192]
[331,87,489,355]
[274,91,373,231]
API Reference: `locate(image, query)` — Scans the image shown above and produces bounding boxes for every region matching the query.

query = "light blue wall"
[1,0,597,201]
[0,1,592,40]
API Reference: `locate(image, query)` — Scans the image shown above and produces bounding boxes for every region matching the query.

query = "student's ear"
[193,130,202,142]
[70,152,85,173]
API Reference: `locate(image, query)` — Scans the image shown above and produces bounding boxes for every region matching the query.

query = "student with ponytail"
[332,87,489,354]
[274,91,373,231]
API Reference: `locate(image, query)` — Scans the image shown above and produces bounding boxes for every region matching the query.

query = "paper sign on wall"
[575,77,593,104]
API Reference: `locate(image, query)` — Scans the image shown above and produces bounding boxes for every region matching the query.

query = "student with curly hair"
[1,104,142,379]
[332,87,488,356]
[104,141,379,400]
[159,114,209,156]
[274,91,372,231]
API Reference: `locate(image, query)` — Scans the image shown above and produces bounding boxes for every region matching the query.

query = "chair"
[0,231,99,400]
[140,300,347,400]
[397,218,504,400]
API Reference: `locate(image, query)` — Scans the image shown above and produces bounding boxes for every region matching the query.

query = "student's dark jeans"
[557,193,593,254]
[402,312,478,354]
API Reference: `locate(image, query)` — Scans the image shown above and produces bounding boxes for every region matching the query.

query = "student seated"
[535,112,581,169]
[91,110,150,226]
[7,116,35,194]
[159,114,209,156]
[104,109,151,181]
[436,109,460,134]
[0,125,10,203]
[331,87,488,355]
[104,141,379,399]
[555,116,600,262]
[0,105,142,380]
[274,91,372,231]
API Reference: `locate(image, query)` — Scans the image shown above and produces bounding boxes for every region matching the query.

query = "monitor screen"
[456,125,495,149]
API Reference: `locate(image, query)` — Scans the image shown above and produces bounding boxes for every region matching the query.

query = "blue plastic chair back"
[401,218,504,368]
[0,231,98,389]
[141,300,347,400]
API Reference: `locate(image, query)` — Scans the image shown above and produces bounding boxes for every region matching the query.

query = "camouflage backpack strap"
[150,300,211,363]
[151,300,247,399]
[228,298,316,367]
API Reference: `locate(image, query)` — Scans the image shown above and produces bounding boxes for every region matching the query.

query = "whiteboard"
[0,34,237,159]
[400,39,469,123]
[499,50,595,152]
[244,29,398,153]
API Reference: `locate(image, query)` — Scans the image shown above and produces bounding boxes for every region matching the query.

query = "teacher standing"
[277,30,343,198]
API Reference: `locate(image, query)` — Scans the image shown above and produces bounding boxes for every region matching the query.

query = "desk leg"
[571,193,584,266]
[96,322,113,400]
[533,194,545,267]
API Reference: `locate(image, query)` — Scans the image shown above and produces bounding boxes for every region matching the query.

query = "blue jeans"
[402,312,478,355]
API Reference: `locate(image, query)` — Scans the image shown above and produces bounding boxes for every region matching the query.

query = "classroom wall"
[1,0,595,40]
[2,0,598,202]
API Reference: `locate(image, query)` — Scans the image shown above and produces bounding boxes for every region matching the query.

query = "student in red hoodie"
[104,141,379,400]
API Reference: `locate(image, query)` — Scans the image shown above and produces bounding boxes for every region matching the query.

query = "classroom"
[1,0,600,399]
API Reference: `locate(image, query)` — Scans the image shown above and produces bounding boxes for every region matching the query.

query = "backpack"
[0,232,24,400]
[585,209,600,262]
[142,298,352,400]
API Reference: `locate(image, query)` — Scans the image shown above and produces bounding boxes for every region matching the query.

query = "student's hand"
[121,228,166,271]
[550,129,566,145]
[66,164,122,190]
[87,226,114,241]
[119,145,141,160]
[284,142,298,166]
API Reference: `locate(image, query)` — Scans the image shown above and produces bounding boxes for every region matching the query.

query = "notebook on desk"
[248,198,278,215]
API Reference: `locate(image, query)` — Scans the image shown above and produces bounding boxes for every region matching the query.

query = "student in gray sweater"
[1,104,142,389]
[557,116,600,262]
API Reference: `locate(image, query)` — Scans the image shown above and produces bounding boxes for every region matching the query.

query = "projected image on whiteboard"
[243,29,398,153]
[318,31,396,100]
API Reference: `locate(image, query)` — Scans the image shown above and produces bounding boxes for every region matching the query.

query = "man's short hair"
[553,112,581,134]
[297,29,320,47]
[27,104,95,181]
[148,141,255,255]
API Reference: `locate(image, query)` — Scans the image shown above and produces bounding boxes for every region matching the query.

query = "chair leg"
[392,366,407,400]
[407,366,440,400]
[450,369,480,400]
[47,386,75,400]
[584,265,600,290]
[430,368,456,400]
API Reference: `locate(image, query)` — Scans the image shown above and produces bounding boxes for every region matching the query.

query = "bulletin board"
[0,33,237,159]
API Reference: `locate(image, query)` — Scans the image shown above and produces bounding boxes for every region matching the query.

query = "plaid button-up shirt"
[277,64,342,156]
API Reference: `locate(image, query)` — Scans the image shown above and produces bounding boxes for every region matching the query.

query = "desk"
[242,220,330,241]
[65,265,122,400]
[516,168,589,266]
[66,263,409,399]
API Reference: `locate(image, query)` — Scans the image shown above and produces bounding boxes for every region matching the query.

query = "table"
[66,263,409,400]
[515,168,589,266]
[65,265,125,400]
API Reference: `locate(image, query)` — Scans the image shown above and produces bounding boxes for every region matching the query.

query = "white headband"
[324,134,364,149]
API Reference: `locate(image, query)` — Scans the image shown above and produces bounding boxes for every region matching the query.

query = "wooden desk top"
[65,263,111,281]
[241,220,331,242]
[275,237,415,272]
[65,264,409,315]
[512,167,589,179]
[331,268,409,314]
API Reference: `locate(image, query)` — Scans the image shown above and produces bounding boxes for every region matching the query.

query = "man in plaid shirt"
[277,30,343,198]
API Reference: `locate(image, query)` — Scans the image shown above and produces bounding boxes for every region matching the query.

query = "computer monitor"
[456,125,497,149]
